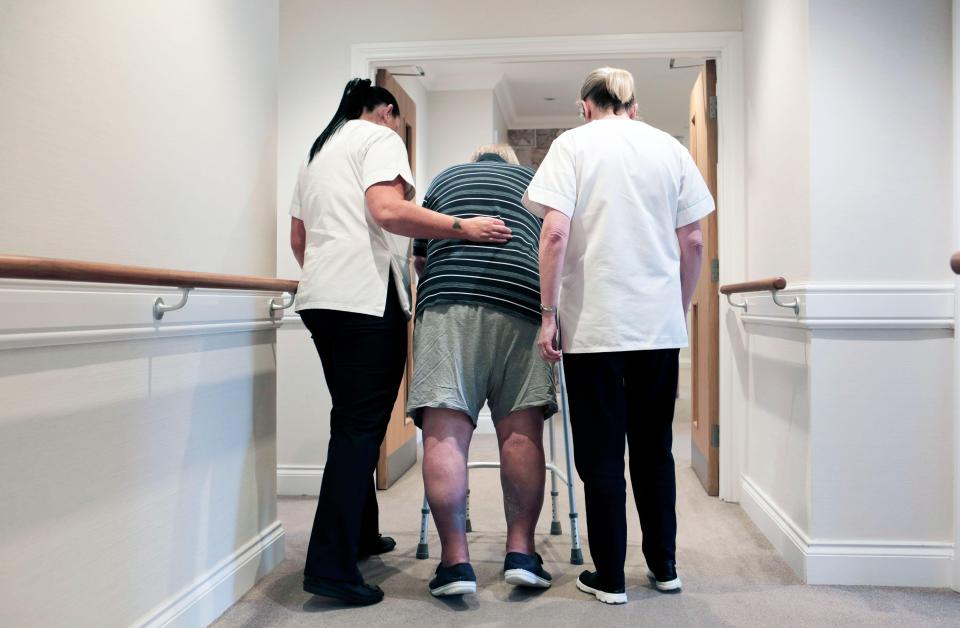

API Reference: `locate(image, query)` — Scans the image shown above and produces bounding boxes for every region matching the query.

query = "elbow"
[377,212,400,232]
[542,228,569,249]
[369,203,399,231]
[681,233,704,258]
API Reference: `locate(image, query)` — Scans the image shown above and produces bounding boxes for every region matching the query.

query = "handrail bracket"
[153,287,192,320]
[771,290,800,315]
[269,292,296,316]
[726,293,748,311]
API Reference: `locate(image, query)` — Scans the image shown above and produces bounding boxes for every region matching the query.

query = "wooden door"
[375,69,418,489]
[689,60,720,496]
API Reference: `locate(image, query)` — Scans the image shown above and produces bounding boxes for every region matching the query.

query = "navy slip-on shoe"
[358,534,396,559]
[503,552,552,588]
[428,562,477,597]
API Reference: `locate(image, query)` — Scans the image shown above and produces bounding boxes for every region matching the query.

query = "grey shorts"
[407,304,558,428]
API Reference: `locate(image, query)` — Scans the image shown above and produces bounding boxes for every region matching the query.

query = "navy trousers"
[299,280,407,583]
[563,348,680,590]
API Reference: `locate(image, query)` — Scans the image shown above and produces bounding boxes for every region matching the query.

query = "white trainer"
[575,570,627,605]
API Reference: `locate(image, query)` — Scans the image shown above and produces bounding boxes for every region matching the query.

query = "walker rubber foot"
[550,521,563,535]
[570,548,584,565]
[416,543,429,560]
[465,520,473,533]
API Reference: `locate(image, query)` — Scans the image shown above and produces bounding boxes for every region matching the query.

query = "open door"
[375,69,419,489]
[689,60,720,496]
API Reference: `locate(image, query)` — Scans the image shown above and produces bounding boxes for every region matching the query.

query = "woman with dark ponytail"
[289,78,511,606]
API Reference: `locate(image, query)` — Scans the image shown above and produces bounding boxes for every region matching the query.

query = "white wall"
[808,0,952,283]
[742,0,811,282]
[0,0,278,276]
[737,0,956,587]
[427,90,496,185]
[0,2,283,625]
[493,91,510,145]
[276,320,331,496]
[953,0,960,593]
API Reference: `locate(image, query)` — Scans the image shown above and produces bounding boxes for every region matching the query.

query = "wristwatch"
[540,304,557,314]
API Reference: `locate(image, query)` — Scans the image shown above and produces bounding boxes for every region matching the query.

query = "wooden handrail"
[719,276,787,295]
[951,252,960,275]
[0,255,298,293]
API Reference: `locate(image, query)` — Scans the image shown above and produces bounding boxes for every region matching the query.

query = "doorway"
[357,32,746,501]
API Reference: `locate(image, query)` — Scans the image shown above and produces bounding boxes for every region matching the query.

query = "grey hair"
[580,67,636,113]
[470,143,520,165]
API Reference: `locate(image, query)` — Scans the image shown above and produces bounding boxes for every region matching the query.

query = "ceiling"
[390,56,707,142]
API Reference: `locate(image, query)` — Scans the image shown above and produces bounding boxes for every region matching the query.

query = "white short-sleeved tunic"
[290,119,416,317]
[522,119,715,353]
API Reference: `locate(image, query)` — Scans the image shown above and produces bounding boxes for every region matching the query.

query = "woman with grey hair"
[524,67,714,604]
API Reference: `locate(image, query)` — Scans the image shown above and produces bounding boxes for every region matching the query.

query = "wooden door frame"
[688,61,720,496]
[352,32,748,503]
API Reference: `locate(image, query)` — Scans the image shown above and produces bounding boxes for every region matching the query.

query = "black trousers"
[299,281,408,584]
[563,348,680,590]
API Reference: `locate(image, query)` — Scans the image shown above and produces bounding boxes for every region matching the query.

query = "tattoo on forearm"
[452,217,462,231]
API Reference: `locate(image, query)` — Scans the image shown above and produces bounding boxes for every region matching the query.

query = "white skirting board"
[740,476,954,587]
[135,521,285,628]
[278,464,325,496]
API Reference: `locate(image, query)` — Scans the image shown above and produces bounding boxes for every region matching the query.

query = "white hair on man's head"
[470,144,520,165]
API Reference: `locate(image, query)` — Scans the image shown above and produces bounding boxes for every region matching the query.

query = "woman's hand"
[459,217,512,243]
[538,315,562,362]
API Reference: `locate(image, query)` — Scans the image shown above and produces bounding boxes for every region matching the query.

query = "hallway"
[214,405,960,627]
[4,2,960,625]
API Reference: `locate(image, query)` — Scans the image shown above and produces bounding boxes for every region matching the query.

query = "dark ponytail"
[308,78,401,163]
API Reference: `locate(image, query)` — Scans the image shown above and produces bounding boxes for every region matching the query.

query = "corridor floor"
[214,399,960,627]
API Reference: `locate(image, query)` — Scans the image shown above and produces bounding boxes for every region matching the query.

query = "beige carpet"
[214,393,960,627]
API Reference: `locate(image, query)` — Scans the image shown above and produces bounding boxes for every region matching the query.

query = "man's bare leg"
[495,407,546,555]
[421,407,474,566]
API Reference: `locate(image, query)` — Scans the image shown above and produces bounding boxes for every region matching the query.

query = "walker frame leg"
[465,488,472,533]
[558,360,584,565]
[417,492,430,559]
[548,414,562,535]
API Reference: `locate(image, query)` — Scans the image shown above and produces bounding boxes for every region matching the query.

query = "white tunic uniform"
[523,118,715,353]
[290,119,416,317]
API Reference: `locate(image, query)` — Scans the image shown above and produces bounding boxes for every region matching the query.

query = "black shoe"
[575,570,627,605]
[303,575,384,606]
[428,562,477,597]
[503,552,552,588]
[358,535,397,559]
[646,560,682,593]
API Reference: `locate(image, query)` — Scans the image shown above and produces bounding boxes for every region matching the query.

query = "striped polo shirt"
[413,154,542,323]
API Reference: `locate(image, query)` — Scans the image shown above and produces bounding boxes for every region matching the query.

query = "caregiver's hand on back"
[365,176,511,243]
[458,216,511,243]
